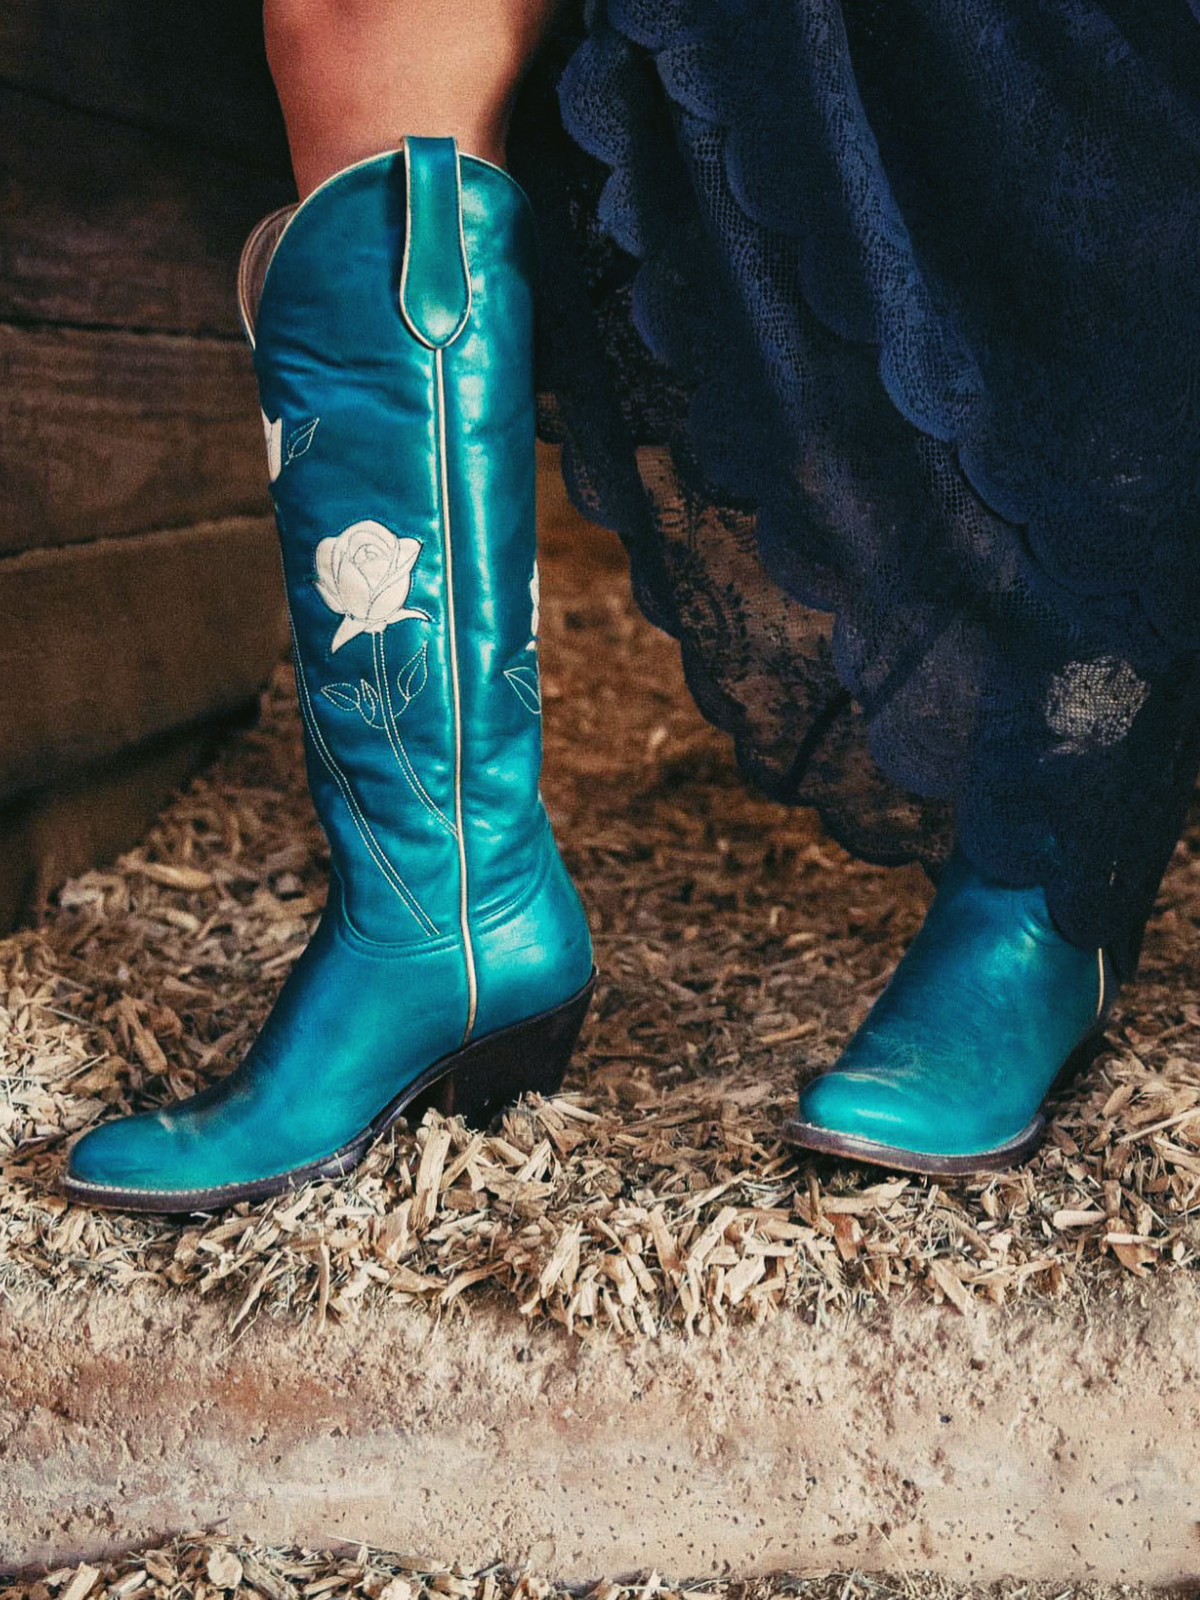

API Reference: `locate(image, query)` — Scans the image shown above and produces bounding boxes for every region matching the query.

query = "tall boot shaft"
[240,142,552,954]
[65,141,594,1211]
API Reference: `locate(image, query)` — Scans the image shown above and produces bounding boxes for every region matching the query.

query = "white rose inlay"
[312,520,451,837]
[314,521,430,652]
[261,410,283,483]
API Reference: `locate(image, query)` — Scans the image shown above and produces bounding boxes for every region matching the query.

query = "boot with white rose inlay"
[65,138,595,1212]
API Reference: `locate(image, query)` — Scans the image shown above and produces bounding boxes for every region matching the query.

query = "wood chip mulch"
[0,1534,1169,1600]
[3,477,1200,1335]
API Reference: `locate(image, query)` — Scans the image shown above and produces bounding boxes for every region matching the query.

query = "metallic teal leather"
[66,140,594,1207]
[784,849,1118,1170]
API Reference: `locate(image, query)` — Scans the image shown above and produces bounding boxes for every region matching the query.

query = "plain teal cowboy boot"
[65,139,595,1213]
[782,849,1118,1176]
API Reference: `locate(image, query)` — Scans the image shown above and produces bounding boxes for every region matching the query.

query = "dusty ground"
[3,457,1200,1335]
[2,1534,1178,1600]
[7,1279,1200,1581]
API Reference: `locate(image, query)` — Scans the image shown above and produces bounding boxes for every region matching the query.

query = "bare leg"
[264,0,566,195]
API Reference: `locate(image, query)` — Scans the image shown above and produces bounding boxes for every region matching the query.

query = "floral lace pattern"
[509,1,1200,980]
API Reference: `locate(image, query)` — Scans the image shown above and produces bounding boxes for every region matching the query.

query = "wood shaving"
[0,1534,1172,1600]
[3,517,1200,1334]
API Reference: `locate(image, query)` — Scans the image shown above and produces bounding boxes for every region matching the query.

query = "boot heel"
[426,972,596,1128]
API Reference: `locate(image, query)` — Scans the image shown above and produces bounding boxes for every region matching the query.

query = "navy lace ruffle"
[508,0,1200,980]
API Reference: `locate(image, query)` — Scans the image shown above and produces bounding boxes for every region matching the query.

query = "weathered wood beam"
[0,711,257,930]
[0,0,289,168]
[1,82,294,334]
[0,516,286,801]
[0,323,269,555]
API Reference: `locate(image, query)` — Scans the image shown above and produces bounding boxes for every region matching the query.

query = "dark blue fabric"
[508,0,1200,980]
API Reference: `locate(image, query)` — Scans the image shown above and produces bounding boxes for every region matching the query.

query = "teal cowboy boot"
[782,849,1118,1176]
[65,138,595,1213]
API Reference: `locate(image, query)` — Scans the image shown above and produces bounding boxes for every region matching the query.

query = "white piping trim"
[267,148,401,277]
[398,140,473,349]
[435,347,478,1044]
[246,141,526,344]
[292,619,438,937]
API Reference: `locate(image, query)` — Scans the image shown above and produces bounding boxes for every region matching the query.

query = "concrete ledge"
[4,1281,1198,1583]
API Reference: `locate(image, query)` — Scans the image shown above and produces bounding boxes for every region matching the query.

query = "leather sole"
[63,972,596,1215]
[780,1018,1110,1179]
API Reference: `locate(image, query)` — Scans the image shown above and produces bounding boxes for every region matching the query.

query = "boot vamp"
[68,907,470,1197]
[798,880,1103,1157]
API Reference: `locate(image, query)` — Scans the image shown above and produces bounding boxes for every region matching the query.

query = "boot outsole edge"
[63,972,597,1215]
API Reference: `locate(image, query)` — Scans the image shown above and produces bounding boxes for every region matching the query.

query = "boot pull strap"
[399,137,472,348]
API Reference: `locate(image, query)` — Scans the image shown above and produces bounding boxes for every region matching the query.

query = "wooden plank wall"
[0,0,296,926]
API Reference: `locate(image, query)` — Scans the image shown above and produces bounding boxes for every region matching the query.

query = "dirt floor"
[8,1278,1200,1581]
[0,1535,1184,1600]
[3,457,1200,1337]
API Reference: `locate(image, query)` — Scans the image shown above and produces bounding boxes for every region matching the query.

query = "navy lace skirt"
[508,0,1200,981]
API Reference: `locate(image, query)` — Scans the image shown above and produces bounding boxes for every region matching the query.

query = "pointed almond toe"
[67,1112,191,1201]
[786,1066,1048,1177]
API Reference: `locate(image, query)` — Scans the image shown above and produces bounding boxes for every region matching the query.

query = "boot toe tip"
[794,1070,1036,1167]
[797,1070,925,1147]
[66,1114,170,1195]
